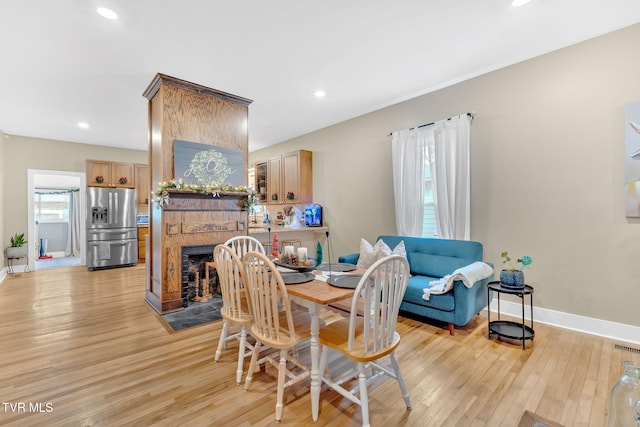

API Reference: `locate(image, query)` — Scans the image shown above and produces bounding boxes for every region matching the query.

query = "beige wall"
[250,24,640,327]
[0,130,5,270]
[2,135,147,252]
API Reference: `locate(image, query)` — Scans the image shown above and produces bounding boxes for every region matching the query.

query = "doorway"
[27,170,86,271]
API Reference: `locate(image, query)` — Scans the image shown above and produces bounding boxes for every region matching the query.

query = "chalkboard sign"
[173,140,244,186]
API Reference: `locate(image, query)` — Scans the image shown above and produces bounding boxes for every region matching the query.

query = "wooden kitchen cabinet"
[134,163,150,207]
[254,161,268,203]
[137,226,148,263]
[266,150,312,205]
[86,159,135,188]
[267,156,282,204]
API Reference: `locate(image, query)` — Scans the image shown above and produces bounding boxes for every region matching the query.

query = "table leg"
[309,303,321,421]
[530,294,534,330]
[487,286,491,338]
[521,292,526,350]
[8,260,14,276]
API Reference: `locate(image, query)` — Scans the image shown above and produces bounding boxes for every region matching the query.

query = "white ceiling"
[2,1,640,153]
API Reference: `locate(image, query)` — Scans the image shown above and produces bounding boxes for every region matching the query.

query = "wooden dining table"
[285,274,356,422]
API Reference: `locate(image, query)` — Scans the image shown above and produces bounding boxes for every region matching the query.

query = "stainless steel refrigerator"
[86,187,138,270]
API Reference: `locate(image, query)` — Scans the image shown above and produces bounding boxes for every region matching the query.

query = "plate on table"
[327,274,363,289]
[281,272,315,284]
[274,260,316,273]
[317,263,356,272]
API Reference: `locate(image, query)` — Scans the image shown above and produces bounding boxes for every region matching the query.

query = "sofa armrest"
[452,277,493,326]
[338,253,359,264]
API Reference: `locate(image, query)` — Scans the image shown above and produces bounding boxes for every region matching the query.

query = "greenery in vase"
[244,190,258,212]
[501,251,532,272]
[10,233,26,247]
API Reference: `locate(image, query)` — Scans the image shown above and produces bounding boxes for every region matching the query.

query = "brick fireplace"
[145,191,248,313]
[181,244,220,307]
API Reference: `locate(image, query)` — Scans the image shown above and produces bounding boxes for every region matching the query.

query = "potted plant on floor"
[500,251,532,289]
[6,233,27,258]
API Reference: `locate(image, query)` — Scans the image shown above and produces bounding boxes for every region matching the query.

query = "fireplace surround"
[181,244,219,307]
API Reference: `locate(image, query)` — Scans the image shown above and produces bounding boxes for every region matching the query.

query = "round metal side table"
[487,281,534,350]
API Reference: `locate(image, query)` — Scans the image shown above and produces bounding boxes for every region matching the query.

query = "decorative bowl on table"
[274,260,316,273]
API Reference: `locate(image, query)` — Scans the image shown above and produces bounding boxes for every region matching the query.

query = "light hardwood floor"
[0,265,637,426]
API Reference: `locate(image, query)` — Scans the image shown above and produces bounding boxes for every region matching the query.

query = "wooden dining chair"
[213,244,255,385]
[317,254,412,427]
[242,251,314,423]
[224,235,265,259]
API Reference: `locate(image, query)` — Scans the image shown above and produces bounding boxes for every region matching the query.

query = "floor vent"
[614,343,640,354]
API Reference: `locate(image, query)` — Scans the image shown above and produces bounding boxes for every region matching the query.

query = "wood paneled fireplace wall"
[143,74,253,313]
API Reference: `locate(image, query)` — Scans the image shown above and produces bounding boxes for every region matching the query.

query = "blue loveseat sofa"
[339,235,493,335]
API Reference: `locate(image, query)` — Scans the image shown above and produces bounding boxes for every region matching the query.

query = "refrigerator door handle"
[114,192,119,226]
[108,191,113,225]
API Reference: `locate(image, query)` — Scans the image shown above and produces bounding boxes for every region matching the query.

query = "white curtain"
[65,190,81,257]
[391,127,429,236]
[429,114,471,240]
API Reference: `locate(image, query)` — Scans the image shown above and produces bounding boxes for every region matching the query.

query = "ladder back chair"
[224,235,265,259]
[213,244,254,384]
[317,254,412,427]
[242,251,314,423]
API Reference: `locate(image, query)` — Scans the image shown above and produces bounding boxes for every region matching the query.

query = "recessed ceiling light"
[512,0,531,6]
[97,7,118,20]
[77,122,90,129]
[314,89,326,98]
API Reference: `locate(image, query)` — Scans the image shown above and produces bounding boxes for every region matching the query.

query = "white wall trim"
[489,299,640,346]
[45,251,67,258]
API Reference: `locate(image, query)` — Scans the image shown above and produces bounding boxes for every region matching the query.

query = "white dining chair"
[224,235,265,259]
[317,254,412,427]
[213,244,255,384]
[242,251,313,423]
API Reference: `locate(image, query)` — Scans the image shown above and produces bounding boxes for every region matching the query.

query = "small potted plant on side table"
[6,233,27,258]
[500,251,532,289]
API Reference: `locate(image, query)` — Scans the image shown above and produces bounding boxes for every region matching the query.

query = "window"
[422,158,438,238]
[34,191,70,223]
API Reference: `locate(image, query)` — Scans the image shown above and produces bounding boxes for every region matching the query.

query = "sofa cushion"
[409,252,474,278]
[404,275,455,312]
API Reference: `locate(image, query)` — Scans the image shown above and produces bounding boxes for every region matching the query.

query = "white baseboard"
[489,299,640,346]
[0,267,6,284]
[38,251,66,258]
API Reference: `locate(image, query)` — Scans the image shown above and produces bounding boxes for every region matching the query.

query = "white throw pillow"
[356,238,384,269]
[356,238,407,269]
[390,240,407,259]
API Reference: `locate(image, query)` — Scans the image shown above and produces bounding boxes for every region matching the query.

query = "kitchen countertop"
[247,225,328,234]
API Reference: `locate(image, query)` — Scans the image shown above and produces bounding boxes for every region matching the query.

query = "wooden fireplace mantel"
[160,191,248,211]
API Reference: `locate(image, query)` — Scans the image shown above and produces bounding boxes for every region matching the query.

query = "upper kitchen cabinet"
[267,156,282,204]
[134,163,150,207]
[266,149,312,205]
[86,159,135,188]
[254,161,268,203]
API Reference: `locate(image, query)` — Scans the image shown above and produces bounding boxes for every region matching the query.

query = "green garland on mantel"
[154,178,248,208]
